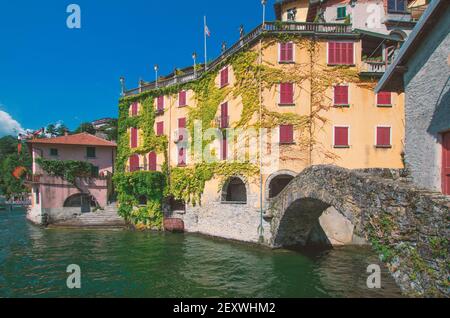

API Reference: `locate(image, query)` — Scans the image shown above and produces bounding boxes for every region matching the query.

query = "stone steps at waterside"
[50,205,126,228]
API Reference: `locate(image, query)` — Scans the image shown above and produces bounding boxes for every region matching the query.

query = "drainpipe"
[258,0,267,244]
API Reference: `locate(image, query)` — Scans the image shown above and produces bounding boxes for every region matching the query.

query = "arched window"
[170,197,186,212]
[269,174,294,199]
[222,177,247,204]
[63,194,97,213]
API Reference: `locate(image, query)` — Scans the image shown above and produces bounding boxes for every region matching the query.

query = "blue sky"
[0,0,275,136]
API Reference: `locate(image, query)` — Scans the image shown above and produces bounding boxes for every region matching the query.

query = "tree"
[46,124,57,137]
[75,122,96,135]
[0,136,18,162]
[55,124,70,137]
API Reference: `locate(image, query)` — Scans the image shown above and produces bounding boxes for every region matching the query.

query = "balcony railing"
[360,61,387,74]
[124,22,354,96]
[409,4,428,22]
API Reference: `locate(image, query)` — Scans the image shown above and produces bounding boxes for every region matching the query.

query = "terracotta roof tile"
[27,133,117,147]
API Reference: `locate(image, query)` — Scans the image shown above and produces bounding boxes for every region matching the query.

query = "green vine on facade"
[36,158,94,184]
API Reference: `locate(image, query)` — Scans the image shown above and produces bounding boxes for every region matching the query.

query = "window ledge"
[177,164,187,167]
[278,103,296,107]
[334,145,350,149]
[220,83,229,89]
[334,104,350,108]
[377,104,393,108]
[375,145,392,149]
[279,142,295,145]
[86,157,97,160]
[279,61,295,64]
[221,201,247,205]
[178,105,188,108]
[327,64,356,67]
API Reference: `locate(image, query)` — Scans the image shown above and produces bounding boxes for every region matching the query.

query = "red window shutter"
[221,137,227,160]
[157,96,164,110]
[329,42,353,65]
[148,152,157,171]
[131,102,138,116]
[328,42,336,64]
[130,128,138,148]
[221,67,228,87]
[221,103,228,128]
[377,127,391,146]
[280,43,287,62]
[346,42,354,64]
[129,155,139,172]
[377,91,392,105]
[287,42,293,61]
[178,118,186,141]
[334,127,349,146]
[178,147,186,166]
[280,125,294,144]
[280,83,294,104]
[156,122,164,136]
[334,86,349,105]
[179,91,186,106]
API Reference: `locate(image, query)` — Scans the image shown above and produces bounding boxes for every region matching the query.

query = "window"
[280,125,294,144]
[222,177,247,204]
[269,175,294,199]
[86,147,96,158]
[220,67,229,87]
[35,187,40,205]
[334,85,349,106]
[376,127,392,147]
[337,6,347,20]
[157,96,164,112]
[156,122,164,136]
[129,155,140,172]
[280,83,294,105]
[388,0,406,13]
[220,102,229,129]
[279,42,294,63]
[178,118,186,142]
[221,136,227,161]
[130,128,138,148]
[91,166,99,177]
[179,91,187,107]
[131,102,138,116]
[50,148,58,157]
[138,195,148,206]
[178,147,186,166]
[328,42,354,65]
[377,91,392,106]
[334,126,349,148]
[148,152,157,171]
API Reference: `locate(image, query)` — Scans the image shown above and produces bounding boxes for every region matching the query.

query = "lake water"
[0,209,402,298]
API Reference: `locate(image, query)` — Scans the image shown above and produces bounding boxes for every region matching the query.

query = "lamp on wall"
[192,52,197,77]
[154,64,159,88]
[261,0,267,26]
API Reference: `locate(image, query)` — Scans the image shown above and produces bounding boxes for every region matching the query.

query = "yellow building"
[117,0,410,243]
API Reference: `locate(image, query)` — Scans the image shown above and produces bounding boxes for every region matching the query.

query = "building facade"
[118,0,413,244]
[377,0,450,194]
[27,133,116,225]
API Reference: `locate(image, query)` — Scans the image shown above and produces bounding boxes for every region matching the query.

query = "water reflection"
[0,210,402,298]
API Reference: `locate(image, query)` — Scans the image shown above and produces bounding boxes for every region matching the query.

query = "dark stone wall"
[268,165,449,297]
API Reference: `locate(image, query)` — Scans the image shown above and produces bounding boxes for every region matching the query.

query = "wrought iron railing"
[123,22,354,96]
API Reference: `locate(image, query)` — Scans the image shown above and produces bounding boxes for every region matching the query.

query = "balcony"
[123,22,354,96]
[409,4,428,22]
[360,60,388,76]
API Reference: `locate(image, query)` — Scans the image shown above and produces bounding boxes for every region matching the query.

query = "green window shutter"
[87,147,96,158]
[337,7,346,19]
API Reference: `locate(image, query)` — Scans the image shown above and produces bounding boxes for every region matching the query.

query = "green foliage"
[36,158,94,184]
[74,122,96,135]
[0,137,31,199]
[113,171,166,229]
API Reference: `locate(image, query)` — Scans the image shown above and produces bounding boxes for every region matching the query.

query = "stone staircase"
[50,203,126,228]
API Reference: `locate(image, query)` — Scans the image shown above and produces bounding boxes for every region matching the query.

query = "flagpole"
[204,16,208,71]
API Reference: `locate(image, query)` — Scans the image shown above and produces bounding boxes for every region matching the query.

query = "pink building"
[26,133,117,225]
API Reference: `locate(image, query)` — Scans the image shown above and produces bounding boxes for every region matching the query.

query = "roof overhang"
[375,0,448,93]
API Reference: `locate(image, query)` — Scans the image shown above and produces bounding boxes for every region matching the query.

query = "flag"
[205,24,211,37]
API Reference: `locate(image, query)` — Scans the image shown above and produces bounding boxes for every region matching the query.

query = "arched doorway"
[269,174,295,199]
[63,193,97,213]
[222,177,247,204]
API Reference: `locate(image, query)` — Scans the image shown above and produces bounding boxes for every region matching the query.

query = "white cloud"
[0,109,25,137]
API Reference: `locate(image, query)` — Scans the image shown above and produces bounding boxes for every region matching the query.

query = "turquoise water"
[0,209,402,298]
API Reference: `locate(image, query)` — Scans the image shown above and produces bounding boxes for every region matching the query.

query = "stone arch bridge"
[265,165,449,297]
